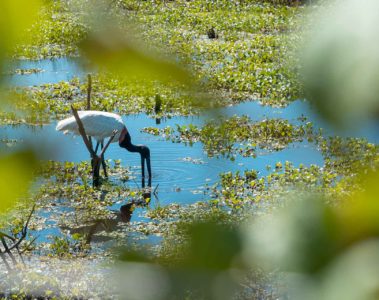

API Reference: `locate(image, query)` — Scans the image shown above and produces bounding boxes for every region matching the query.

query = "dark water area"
[2,58,379,247]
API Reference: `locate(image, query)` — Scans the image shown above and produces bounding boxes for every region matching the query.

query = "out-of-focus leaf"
[315,240,379,300]
[0,0,42,65]
[337,170,379,244]
[169,221,244,299]
[302,0,379,127]
[113,261,170,300]
[0,151,38,213]
[183,221,242,271]
[80,26,192,84]
[243,195,340,273]
[243,170,379,276]
[117,221,244,300]
[293,240,379,300]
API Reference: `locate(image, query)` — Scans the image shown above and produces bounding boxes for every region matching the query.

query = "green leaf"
[0,151,38,213]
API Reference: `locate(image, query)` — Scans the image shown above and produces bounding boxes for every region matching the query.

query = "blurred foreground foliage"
[0,0,42,73]
[0,0,41,214]
[302,0,379,127]
[0,151,38,213]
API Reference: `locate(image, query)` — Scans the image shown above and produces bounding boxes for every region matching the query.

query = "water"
[1,109,324,246]
[0,111,324,206]
[3,57,84,86]
[2,58,379,246]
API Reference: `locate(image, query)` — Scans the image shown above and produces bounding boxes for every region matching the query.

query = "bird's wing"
[56,111,125,142]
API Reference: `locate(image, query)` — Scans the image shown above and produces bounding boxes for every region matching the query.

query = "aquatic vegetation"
[2,0,308,126]
[319,136,379,176]
[0,138,19,147]
[2,1,379,299]
[14,0,86,59]
[8,74,207,125]
[117,0,304,105]
[0,111,28,125]
[4,160,146,257]
[212,136,379,209]
[4,68,44,75]
[214,163,331,208]
[49,234,90,258]
[12,0,305,115]
[143,116,316,158]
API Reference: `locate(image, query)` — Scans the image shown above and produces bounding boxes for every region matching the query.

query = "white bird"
[56,110,151,180]
[56,111,125,142]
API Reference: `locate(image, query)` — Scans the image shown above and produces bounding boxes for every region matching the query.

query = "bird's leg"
[148,175,152,187]
[92,156,101,187]
[94,142,100,154]
[100,140,108,178]
[141,155,145,179]
[141,163,152,204]
[91,142,100,171]
[146,157,151,179]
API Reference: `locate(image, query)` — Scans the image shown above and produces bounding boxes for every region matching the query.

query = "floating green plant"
[143,116,316,158]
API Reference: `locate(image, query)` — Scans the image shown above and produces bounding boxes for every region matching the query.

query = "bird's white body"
[56,111,125,142]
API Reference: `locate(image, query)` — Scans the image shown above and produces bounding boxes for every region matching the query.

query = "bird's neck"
[119,133,142,154]
[126,143,142,153]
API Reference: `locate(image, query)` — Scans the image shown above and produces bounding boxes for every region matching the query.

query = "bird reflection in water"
[62,177,155,244]
[120,177,152,222]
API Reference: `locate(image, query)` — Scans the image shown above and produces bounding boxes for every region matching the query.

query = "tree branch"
[71,105,96,158]
[99,129,118,158]
[0,205,36,270]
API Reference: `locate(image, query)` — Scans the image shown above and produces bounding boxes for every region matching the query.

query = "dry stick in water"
[71,106,96,158]
[7,204,35,252]
[0,204,36,270]
[71,105,99,185]
[99,129,118,158]
[0,238,16,265]
[87,74,92,110]
[86,74,93,150]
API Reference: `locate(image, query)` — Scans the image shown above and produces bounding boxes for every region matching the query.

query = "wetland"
[1,0,379,299]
